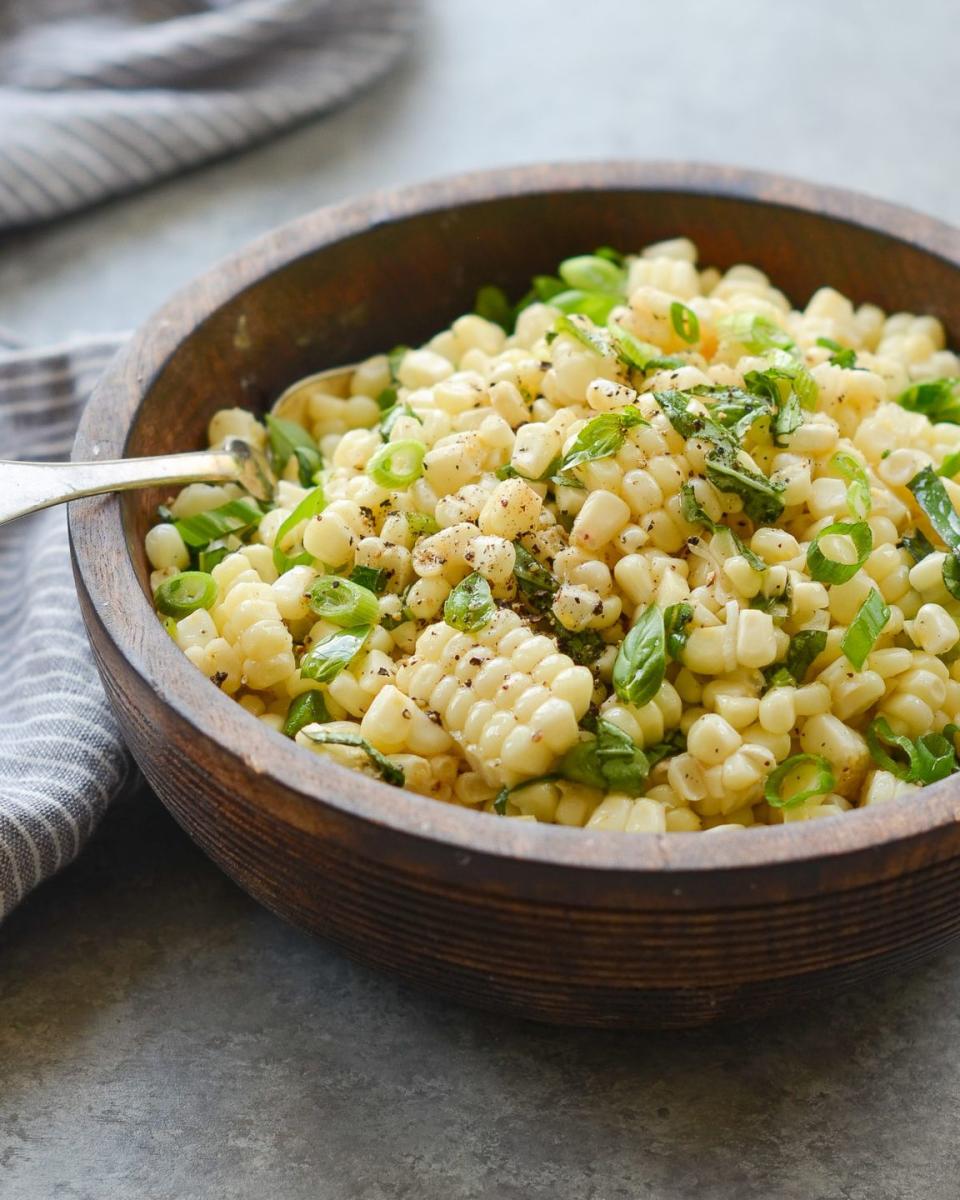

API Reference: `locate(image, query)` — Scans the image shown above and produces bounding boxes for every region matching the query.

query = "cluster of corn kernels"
[146,236,960,830]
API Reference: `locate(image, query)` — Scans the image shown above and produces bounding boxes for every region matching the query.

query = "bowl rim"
[70,159,960,876]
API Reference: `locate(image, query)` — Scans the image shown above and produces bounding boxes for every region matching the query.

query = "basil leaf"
[299,727,404,787]
[656,390,736,448]
[513,542,558,603]
[680,483,768,572]
[560,718,651,795]
[816,336,858,368]
[610,324,687,374]
[555,408,648,478]
[265,414,322,487]
[762,629,828,687]
[376,385,398,413]
[908,466,960,547]
[698,386,773,439]
[764,754,835,808]
[938,450,960,479]
[705,452,786,524]
[348,565,387,595]
[840,588,890,670]
[897,378,960,424]
[830,450,872,520]
[273,483,326,574]
[942,552,960,601]
[282,690,330,738]
[613,604,665,708]
[900,528,935,562]
[554,313,612,357]
[670,301,700,344]
[664,602,694,660]
[175,498,263,550]
[806,520,873,584]
[718,312,797,356]
[552,624,605,666]
[743,363,817,446]
[299,626,371,683]
[474,284,514,332]
[443,572,495,633]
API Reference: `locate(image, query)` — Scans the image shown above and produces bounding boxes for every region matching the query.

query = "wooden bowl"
[70,163,960,1028]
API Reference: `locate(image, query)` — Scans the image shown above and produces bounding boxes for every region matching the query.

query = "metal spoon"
[0,363,355,527]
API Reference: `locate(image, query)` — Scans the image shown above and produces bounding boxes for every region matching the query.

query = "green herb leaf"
[273,484,326,574]
[613,604,665,708]
[560,718,651,795]
[806,520,873,584]
[705,452,786,525]
[610,324,686,374]
[554,408,647,479]
[670,301,700,344]
[816,336,858,369]
[154,570,218,618]
[474,284,514,332]
[718,312,797,356]
[558,254,626,294]
[664,602,694,660]
[376,385,398,413]
[348,565,387,594]
[656,390,735,447]
[787,629,828,683]
[175,498,263,549]
[840,588,890,669]
[764,754,835,808]
[299,727,404,786]
[299,626,371,683]
[265,414,322,487]
[386,345,408,382]
[743,362,818,445]
[282,690,330,738]
[404,511,440,537]
[942,552,960,601]
[900,528,935,562]
[938,450,960,479]
[699,386,774,439]
[513,542,558,603]
[379,400,422,440]
[897,378,960,424]
[554,313,612,357]
[443,572,495,633]
[908,466,960,547]
[830,450,872,520]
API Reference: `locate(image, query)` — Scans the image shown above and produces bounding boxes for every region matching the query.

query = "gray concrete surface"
[2,1,960,1196]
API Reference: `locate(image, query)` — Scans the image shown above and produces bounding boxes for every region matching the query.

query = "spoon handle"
[0,450,238,527]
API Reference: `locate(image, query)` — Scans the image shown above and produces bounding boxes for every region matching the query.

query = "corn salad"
[145,238,960,833]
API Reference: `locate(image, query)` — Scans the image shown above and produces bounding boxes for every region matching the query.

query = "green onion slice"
[897,378,960,424]
[840,588,890,669]
[299,626,371,683]
[718,312,797,356]
[830,451,872,520]
[664,602,694,660]
[558,254,626,293]
[443,572,495,633]
[282,690,330,738]
[553,313,611,357]
[863,716,957,785]
[367,439,427,489]
[265,414,322,487]
[473,284,514,332]
[612,603,665,708]
[308,577,380,627]
[174,498,262,549]
[764,753,835,809]
[273,484,326,574]
[348,565,387,594]
[816,336,858,369]
[670,301,700,344]
[405,511,439,537]
[908,466,960,548]
[549,289,621,323]
[806,520,873,584]
[938,450,960,479]
[154,571,218,618]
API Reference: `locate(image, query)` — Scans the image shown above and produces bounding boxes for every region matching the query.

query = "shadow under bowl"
[70,162,960,1028]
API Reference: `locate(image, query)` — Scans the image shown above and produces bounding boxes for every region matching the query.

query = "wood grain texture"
[69,163,960,1027]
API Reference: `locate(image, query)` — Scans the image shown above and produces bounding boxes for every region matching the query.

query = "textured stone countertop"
[2,2,959,1197]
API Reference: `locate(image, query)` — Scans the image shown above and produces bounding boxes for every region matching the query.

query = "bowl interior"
[74,163,960,881]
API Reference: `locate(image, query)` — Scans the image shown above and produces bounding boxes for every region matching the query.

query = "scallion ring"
[806,520,873,584]
[154,570,218,618]
[367,439,427,489]
[308,577,380,627]
[764,753,835,809]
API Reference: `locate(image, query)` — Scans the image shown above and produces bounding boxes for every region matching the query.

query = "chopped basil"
[553,313,612,357]
[830,450,872,520]
[299,727,404,787]
[698,386,773,440]
[612,604,665,708]
[376,385,398,413]
[474,284,514,332]
[282,690,330,738]
[718,312,797,356]
[705,452,786,524]
[764,753,835,808]
[762,629,827,687]
[273,484,326,574]
[939,450,960,479]
[806,520,873,584]
[816,336,858,369]
[405,512,439,537]
[656,389,735,447]
[560,718,652,794]
[900,528,935,562]
[443,572,495,633]
[670,301,700,344]
[907,466,960,547]
[348,565,387,594]
[513,542,558,601]
[664,602,694,660]
[866,716,958,786]
[175,498,263,550]
[942,552,960,601]
[840,588,890,669]
[554,408,648,481]
[742,362,818,446]
[299,626,371,683]
[610,324,687,374]
[265,414,322,487]
[897,378,960,424]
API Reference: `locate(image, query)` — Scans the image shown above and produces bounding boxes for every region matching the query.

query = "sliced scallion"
[272,484,326,574]
[670,300,700,344]
[299,626,371,683]
[840,588,890,669]
[907,466,960,547]
[367,439,427,489]
[308,577,380,627]
[299,727,404,786]
[830,450,872,520]
[806,520,873,584]
[558,254,625,294]
[154,570,218,618]
[174,498,262,549]
[764,753,835,809]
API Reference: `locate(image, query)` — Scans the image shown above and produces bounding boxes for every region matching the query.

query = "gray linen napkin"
[0,0,415,229]
[0,335,129,920]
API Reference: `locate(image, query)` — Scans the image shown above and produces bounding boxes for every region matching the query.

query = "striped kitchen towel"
[0,335,131,920]
[0,0,415,229]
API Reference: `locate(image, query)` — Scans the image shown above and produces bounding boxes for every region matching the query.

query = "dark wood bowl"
[70,163,960,1028]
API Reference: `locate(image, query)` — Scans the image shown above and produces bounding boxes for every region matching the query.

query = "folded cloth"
[0,0,415,229]
[0,335,133,920]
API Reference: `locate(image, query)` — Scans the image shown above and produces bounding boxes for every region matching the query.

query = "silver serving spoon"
[0,363,355,527]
